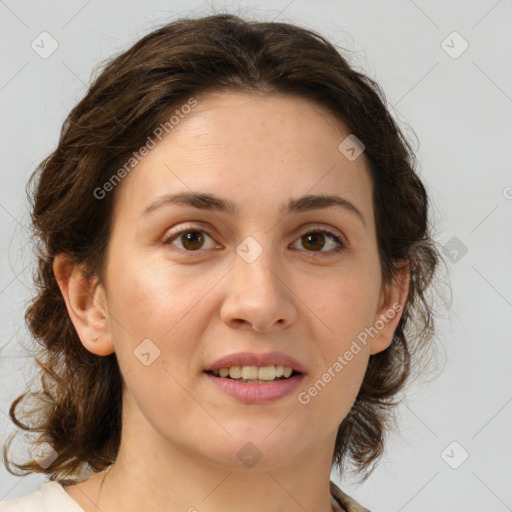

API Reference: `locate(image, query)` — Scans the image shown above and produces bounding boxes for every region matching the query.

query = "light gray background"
[1,1,511,511]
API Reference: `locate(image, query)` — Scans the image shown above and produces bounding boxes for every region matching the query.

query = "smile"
[204,367,305,404]
[209,364,297,382]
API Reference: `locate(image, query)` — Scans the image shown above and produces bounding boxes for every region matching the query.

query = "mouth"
[203,351,307,402]
[204,364,303,384]
[203,367,305,404]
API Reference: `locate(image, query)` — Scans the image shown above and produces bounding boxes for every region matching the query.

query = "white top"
[0,480,362,511]
[0,482,84,512]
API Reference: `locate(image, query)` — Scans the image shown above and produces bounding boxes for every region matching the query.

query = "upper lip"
[205,351,306,374]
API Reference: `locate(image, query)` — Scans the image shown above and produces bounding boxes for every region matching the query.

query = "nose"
[219,239,298,333]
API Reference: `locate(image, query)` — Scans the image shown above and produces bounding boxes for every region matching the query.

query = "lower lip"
[204,372,305,404]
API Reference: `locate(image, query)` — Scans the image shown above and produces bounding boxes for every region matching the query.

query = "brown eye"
[292,228,345,255]
[301,232,326,251]
[163,228,218,252]
[179,231,205,251]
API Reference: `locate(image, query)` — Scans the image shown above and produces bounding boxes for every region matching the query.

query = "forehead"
[111,91,374,224]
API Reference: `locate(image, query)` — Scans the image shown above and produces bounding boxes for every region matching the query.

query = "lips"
[205,371,305,403]
[204,351,306,374]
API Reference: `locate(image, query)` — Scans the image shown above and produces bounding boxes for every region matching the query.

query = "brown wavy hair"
[2,13,443,483]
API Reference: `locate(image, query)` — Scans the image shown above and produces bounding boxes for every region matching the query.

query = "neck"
[98,451,335,512]
[68,394,338,512]
[96,423,336,512]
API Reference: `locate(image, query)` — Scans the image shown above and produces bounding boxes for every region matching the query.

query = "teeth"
[211,364,296,381]
[241,365,257,380]
[283,366,293,378]
[257,365,275,380]
[229,365,242,379]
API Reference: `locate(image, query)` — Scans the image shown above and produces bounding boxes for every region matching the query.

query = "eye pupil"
[182,231,204,250]
[302,232,325,251]
[168,228,340,255]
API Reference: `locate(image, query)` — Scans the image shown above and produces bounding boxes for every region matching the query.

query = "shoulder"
[0,481,84,512]
[3,479,368,512]
[330,480,373,512]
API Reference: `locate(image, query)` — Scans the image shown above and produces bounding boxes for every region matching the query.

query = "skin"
[54,91,409,512]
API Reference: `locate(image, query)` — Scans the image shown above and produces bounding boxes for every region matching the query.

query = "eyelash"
[162,224,346,257]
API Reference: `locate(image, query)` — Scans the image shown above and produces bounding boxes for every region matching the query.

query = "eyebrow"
[142,192,366,227]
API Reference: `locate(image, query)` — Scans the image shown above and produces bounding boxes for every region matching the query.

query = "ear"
[53,253,115,356]
[369,261,410,355]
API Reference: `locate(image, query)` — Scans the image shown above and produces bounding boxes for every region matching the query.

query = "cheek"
[302,286,373,425]
[103,255,207,421]
[106,249,192,336]
[318,266,381,343]
[299,337,369,429]
[305,264,380,406]
[104,247,224,380]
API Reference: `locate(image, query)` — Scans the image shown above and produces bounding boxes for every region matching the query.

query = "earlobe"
[369,261,410,355]
[53,253,115,357]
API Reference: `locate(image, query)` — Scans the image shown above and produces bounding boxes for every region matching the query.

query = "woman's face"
[86,91,406,470]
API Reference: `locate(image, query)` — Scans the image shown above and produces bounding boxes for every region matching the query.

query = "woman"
[1,13,440,512]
